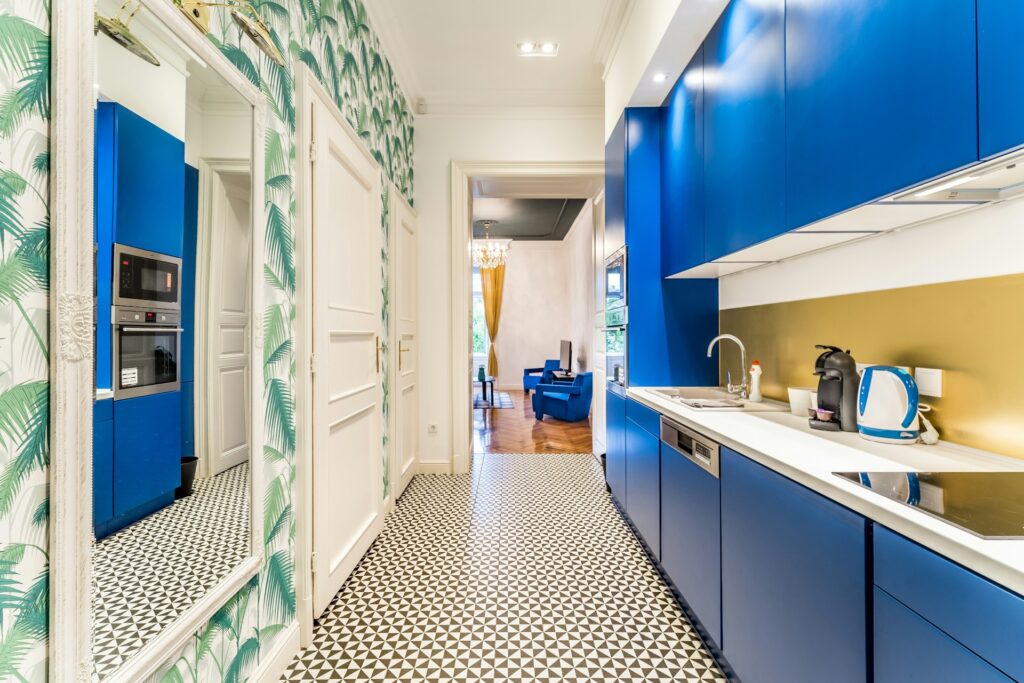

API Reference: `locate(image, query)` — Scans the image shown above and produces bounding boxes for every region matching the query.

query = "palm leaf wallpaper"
[0,0,414,679]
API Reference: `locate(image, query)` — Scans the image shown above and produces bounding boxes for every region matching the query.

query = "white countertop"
[627,386,1024,596]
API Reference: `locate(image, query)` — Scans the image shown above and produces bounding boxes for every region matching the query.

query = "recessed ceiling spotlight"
[517,41,558,57]
[653,72,667,83]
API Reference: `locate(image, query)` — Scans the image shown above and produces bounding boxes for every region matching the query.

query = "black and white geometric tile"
[91,461,250,680]
[284,453,726,682]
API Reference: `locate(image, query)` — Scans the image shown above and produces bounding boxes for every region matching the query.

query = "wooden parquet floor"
[473,389,593,454]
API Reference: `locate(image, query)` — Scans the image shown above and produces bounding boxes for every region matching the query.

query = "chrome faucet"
[707,334,748,399]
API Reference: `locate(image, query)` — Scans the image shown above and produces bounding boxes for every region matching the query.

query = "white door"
[199,169,252,477]
[392,195,418,499]
[311,92,384,617]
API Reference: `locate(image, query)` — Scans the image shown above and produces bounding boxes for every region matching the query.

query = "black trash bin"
[176,456,199,499]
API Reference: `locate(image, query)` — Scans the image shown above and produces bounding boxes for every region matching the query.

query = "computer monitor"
[559,340,572,373]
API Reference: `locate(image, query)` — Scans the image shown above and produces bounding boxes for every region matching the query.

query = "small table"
[478,375,496,406]
[551,371,575,383]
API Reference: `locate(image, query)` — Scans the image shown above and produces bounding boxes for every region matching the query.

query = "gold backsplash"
[718,273,1024,461]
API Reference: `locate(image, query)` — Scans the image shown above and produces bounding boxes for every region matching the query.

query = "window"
[472,268,489,374]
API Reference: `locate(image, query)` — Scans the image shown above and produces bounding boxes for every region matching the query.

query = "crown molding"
[417,104,603,121]
[593,0,633,72]
[362,0,422,112]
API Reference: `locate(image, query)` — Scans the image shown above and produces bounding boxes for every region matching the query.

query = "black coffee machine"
[810,345,859,432]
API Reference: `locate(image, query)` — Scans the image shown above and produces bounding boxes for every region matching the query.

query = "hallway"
[283,454,725,681]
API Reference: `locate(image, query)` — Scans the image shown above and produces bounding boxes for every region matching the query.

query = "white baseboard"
[417,460,451,475]
[253,620,300,683]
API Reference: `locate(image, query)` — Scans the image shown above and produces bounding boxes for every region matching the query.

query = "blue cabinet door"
[604,114,626,259]
[703,0,785,260]
[93,399,114,529]
[96,102,185,257]
[786,0,978,229]
[625,413,660,558]
[605,387,627,507]
[721,448,867,683]
[979,0,1024,158]
[875,587,1012,683]
[660,436,721,646]
[661,46,705,275]
[874,527,1024,681]
[113,392,182,516]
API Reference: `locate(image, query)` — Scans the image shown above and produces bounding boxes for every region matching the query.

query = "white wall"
[415,115,604,465]
[494,242,572,390]
[491,205,594,391]
[565,201,596,373]
[720,198,1024,309]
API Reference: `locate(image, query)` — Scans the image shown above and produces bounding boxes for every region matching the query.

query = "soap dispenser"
[749,361,763,402]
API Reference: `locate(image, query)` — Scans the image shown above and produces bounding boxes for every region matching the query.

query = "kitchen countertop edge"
[626,386,1024,597]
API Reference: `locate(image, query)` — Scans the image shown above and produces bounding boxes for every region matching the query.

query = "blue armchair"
[532,372,593,422]
[523,359,560,394]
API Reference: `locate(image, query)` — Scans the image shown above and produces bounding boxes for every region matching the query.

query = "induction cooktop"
[834,471,1024,539]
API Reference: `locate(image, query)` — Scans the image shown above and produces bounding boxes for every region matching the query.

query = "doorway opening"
[462,170,604,456]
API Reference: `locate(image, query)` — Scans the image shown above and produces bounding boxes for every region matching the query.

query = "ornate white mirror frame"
[51,1,267,680]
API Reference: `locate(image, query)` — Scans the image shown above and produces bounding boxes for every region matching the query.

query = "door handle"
[120,327,185,333]
[398,343,410,371]
[375,336,383,373]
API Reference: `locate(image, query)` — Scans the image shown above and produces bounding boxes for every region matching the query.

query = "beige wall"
[414,115,604,466]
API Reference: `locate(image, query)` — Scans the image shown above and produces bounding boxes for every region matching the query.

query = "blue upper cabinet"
[604,114,626,260]
[786,0,978,229]
[721,447,867,683]
[978,0,1024,158]
[624,108,719,388]
[95,102,185,258]
[703,0,785,261]
[661,46,705,275]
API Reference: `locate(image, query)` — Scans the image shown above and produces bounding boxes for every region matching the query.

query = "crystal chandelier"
[472,220,510,269]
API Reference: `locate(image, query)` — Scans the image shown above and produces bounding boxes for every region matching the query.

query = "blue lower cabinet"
[721,447,867,683]
[113,392,182,519]
[874,527,1024,681]
[875,586,1012,683]
[605,387,627,507]
[625,405,660,559]
[93,399,114,532]
[660,433,721,646]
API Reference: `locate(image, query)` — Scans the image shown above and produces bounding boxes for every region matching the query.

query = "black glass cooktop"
[835,471,1024,539]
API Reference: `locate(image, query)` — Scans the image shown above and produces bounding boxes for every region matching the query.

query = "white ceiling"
[366,0,630,117]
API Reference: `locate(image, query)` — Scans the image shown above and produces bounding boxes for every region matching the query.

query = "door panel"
[199,171,252,476]
[311,93,384,617]
[393,195,418,499]
[978,0,1024,158]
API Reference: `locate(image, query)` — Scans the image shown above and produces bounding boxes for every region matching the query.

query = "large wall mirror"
[86,1,265,679]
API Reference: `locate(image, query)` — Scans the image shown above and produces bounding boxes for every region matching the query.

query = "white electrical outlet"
[427,423,438,434]
[915,367,943,398]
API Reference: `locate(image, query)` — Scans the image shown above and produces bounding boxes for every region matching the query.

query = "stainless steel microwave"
[113,243,182,311]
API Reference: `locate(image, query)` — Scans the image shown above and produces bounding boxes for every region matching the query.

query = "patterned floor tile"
[284,453,726,682]
[91,462,250,680]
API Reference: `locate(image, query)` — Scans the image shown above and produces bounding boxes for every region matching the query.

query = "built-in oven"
[113,306,182,400]
[604,247,627,387]
[113,243,182,311]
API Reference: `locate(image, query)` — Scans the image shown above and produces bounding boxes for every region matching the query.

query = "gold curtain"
[480,264,506,376]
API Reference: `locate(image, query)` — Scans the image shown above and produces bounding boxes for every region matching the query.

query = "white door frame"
[51,1,268,680]
[196,158,252,479]
[448,161,604,474]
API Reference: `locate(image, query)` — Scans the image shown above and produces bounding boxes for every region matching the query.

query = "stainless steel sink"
[652,387,788,412]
